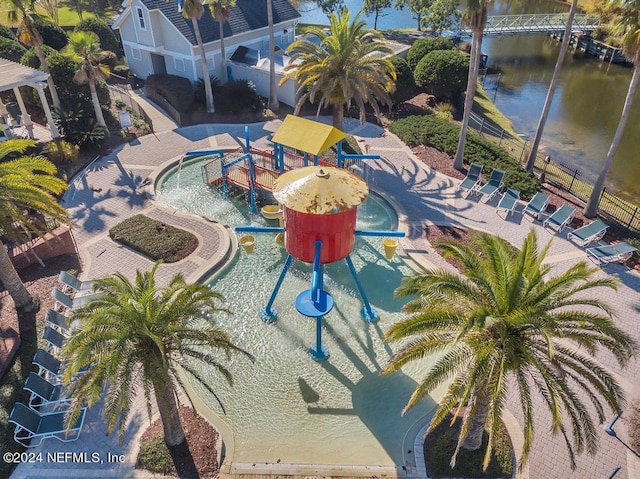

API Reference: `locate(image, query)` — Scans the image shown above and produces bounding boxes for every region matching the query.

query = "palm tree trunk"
[34,43,62,112]
[525,0,578,173]
[153,378,186,447]
[0,243,34,311]
[461,388,491,451]
[584,57,640,217]
[219,21,228,84]
[89,79,107,129]
[267,0,279,111]
[333,103,344,130]
[453,28,482,170]
[193,18,215,113]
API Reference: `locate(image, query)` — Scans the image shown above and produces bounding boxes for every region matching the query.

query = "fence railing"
[145,88,182,126]
[467,111,640,234]
[107,85,154,133]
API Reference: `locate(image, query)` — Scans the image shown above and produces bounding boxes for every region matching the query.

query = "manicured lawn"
[0,5,117,28]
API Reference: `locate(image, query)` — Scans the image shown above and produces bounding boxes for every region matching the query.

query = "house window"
[174,58,185,72]
[136,7,146,30]
[131,47,142,61]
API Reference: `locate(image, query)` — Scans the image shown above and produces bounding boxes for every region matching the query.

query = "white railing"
[457,14,600,37]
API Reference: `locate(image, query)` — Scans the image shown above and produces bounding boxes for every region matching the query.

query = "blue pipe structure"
[260,254,293,323]
[345,255,379,323]
[235,226,284,234]
[355,230,405,237]
[244,125,250,153]
[185,149,225,158]
[307,241,330,361]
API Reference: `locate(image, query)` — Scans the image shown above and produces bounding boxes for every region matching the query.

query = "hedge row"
[109,214,198,263]
[389,114,541,200]
[145,74,194,113]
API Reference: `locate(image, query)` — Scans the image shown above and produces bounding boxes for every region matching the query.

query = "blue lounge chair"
[523,192,550,220]
[477,169,505,201]
[32,348,63,382]
[51,287,97,312]
[543,205,576,233]
[23,373,72,409]
[44,309,71,335]
[457,163,483,194]
[568,219,608,246]
[42,326,65,353]
[58,271,93,294]
[9,402,87,447]
[496,189,520,218]
[586,242,637,265]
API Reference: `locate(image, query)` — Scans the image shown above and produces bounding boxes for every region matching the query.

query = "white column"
[35,82,60,140]
[0,97,9,125]
[12,86,34,139]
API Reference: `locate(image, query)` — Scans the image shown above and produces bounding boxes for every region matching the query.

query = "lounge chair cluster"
[456,164,638,266]
[9,272,93,448]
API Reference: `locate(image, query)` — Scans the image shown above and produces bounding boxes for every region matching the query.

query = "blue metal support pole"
[308,242,329,361]
[247,152,257,212]
[337,141,343,168]
[279,144,285,174]
[345,255,379,323]
[260,254,293,323]
[313,154,318,166]
[244,125,250,153]
[304,152,309,167]
[235,226,284,234]
[355,230,405,238]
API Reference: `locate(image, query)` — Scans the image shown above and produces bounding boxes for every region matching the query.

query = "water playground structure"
[189,116,406,361]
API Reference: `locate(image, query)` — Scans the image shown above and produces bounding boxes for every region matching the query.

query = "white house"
[112,0,301,106]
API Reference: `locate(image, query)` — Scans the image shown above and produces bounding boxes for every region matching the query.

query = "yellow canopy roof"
[271,115,348,156]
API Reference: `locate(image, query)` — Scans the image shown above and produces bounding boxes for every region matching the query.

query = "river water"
[297,0,640,203]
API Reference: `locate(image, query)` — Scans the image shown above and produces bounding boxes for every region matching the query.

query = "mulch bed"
[137,406,219,478]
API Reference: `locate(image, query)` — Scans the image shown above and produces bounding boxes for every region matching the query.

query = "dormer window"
[136,7,146,30]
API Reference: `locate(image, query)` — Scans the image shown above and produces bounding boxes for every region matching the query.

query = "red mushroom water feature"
[272,166,369,264]
[235,165,404,361]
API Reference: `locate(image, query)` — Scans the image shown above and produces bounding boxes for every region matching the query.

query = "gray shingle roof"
[141,0,300,46]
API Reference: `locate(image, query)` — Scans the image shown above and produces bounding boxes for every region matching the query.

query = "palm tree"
[62,263,253,446]
[453,0,488,170]
[63,31,109,130]
[383,230,637,470]
[525,0,579,173]
[584,0,640,217]
[6,0,62,111]
[0,139,68,312]
[281,8,396,130]
[207,0,235,84]
[267,0,279,111]
[181,0,215,113]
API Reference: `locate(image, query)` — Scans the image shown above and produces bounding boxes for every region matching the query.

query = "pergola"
[0,57,60,140]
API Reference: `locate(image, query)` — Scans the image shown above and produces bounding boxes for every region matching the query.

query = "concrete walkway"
[11,119,640,479]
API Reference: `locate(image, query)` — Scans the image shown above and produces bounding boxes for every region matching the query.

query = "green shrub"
[20,18,68,50]
[109,214,198,263]
[145,73,194,113]
[100,50,118,71]
[407,36,455,70]
[425,413,513,478]
[414,49,468,100]
[194,76,222,105]
[20,44,57,69]
[0,37,27,63]
[389,56,414,95]
[74,18,121,55]
[389,114,541,200]
[54,104,108,147]
[0,24,16,41]
[45,139,80,164]
[137,435,173,475]
[112,64,130,78]
[215,79,264,114]
[436,102,454,121]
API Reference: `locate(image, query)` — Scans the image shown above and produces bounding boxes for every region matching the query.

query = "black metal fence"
[467,111,640,234]
[107,85,154,133]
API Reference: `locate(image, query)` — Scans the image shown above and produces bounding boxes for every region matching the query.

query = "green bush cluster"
[146,74,194,113]
[0,37,27,63]
[45,139,80,164]
[19,18,68,50]
[136,435,174,475]
[109,214,199,263]
[414,49,468,100]
[0,24,16,41]
[389,114,541,200]
[74,18,121,55]
[425,414,513,478]
[406,36,455,69]
[388,56,414,93]
[214,80,264,114]
[112,64,130,78]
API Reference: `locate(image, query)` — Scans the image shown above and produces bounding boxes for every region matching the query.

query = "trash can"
[5,102,19,120]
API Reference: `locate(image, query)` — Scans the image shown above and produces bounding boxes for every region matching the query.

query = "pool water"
[158,158,436,467]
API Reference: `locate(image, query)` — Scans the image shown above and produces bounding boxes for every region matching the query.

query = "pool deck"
[11,119,640,479]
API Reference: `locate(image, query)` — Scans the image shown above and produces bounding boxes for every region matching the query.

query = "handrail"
[457,14,599,37]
